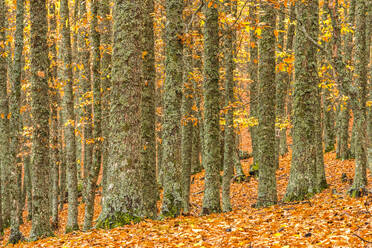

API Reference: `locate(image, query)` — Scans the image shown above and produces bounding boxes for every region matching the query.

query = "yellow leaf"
[273,233,282,237]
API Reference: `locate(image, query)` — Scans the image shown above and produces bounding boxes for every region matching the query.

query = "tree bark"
[160,0,184,217]
[60,0,79,232]
[256,0,277,208]
[29,0,54,240]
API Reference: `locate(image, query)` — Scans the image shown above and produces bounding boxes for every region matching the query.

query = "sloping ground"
[2,150,372,247]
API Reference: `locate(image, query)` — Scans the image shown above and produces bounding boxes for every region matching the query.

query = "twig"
[185,1,204,34]
[353,233,372,244]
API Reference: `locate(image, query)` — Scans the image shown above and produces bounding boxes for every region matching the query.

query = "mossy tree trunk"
[0,0,5,232]
[48,0,60,230]
[160,0,184,217]
[222,0,236,213]
[366,1,371,173]
[248,0,259,171]
[99,0,112,202]
[181,0,193,214]
[336,0,354,160]
[60,0,79,232]
[78,0,93,205]
[191,14,203,174]
[141,0,157,218]
[29,0,54,240]
[348,0,368,195]
[0,0,10,229]
[256,0,277,208]
[285,0,321,201]
[83,0,102,231]
[96,0,144,228]
[201,0,221,215]
[8,0,24,243]
[275,4,288,158]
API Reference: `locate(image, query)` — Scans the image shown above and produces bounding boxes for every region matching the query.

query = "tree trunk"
[160,0,184,217]
[285,0,321,201]
[256,0,277,208]
[96,0,144,228]
[78,0,93,205]
[201,0,221,215]
[140,0,158,219]
[222,0,236,212]
[275,3,288,158]
[349,0,368,196]
[99,0,112,203]
[248,1,259,173]
[83,0,102,230]
[29,0,54,240]
[181,1,193,214]
[60,0,79,232]
[8,0,25,243]
[0,0,10,232]
[48,0,59,230]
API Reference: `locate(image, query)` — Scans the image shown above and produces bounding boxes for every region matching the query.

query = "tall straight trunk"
[155,0,166,188]
[99,0,112,202]
[48,0,59,230]
[181,1,193,214]
[72,0,82,181]
[248,0,259,170]
[275,3,288,157]
[29,0,54,240]
[256,0,277,207]
[83,0,101,230]
[58,109,67,211]
[160,0,184,217]
[323,88,335,152]
[349,0,368,195]
[96,0,144,228]
[78,0,93,204]
[222,0,236,212]
[284,2,296,140]
[0,0,10,229]
[141,0,157,218]
[8,0,24,243]
[366,1,371,173]
[285,0,321,201]
[191,13,203,174]
[201,0,221,215]
[0,0,5,233]
[336,0,354,160]
[60,0,79,232]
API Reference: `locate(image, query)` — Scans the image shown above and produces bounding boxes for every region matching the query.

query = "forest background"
[0,0,371,247]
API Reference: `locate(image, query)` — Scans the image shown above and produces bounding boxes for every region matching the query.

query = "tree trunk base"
[95,212,142,229]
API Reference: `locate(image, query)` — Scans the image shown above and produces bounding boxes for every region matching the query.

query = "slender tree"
[222,0,236,212]
[0,0,10,233]
[202,0,221,215]
[83,0,101,230]
[248,0,259,174]
[78,0,93,204]
[181,0,193,214]
[60,0,79,232]
[48,0,60,230]
[99,0,112,202]
[275,3,288,157]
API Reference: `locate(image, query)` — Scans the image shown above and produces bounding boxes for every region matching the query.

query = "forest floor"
[2,137,372,247]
